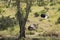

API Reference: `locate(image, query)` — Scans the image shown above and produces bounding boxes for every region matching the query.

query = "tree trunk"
[8,0,11,7]
[16,0,25,39]
[16,0,32,39]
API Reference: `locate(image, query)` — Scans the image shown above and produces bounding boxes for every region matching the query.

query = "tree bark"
[16,0,25,39]
[8,0,11,7]
[16,0,32,39]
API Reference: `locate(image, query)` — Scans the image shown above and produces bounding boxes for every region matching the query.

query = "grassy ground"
[0,0,60,40]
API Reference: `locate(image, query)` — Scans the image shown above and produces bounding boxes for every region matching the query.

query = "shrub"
[55,17,60,24]
[0,8,3,13]
[32,38,40,40]
[40,10,47,14]
[34,12,39,17]
[32,38,47,40]
[11,2,16,7]
[57,2,60,4]
[30,32,35,35]
[48,20,51,22]
[50,2,56,6]
[0,16,17,30]
[58,8,60,11]
[41,1,49,6]
[37,1,49,6]
[0,8,5,14]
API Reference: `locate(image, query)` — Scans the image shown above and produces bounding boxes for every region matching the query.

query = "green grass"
[0,0,60,40]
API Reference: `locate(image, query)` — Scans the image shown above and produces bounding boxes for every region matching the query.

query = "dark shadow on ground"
[0,15,17,31]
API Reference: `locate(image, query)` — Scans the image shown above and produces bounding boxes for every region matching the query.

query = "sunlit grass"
[0,0,60,39]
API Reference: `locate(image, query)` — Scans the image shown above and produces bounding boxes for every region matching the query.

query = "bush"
[40,10,47,14]
[30,32,35,35]
[57,2,60,4]
[32,38,40,40]
[0,8,5,14]
[41,1,49,6]
[37,1,49,6]
[34,12,39,17]
[50,2,56,6]
[11,2,16,7]
[55,17,60,24]
[0,8,3,13]
[58,8,60,11]
[0,16,17,30]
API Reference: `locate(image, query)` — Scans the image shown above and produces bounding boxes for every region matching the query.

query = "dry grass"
[0,0,60,39]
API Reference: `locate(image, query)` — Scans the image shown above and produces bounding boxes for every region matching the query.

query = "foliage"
[34,12,39,17]
[29,31,35,35]
[32,38,40,40]
[55,17,60,24]
[0,8,5,14]
[58,8,60,11]
[0,0,60,39]
[37,0,49,6]
[40,10,47,14]
[0,16,17,30]
[50,3,56,6]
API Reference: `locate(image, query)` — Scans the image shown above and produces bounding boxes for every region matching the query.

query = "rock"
[40,14,49,19]
[28,24,38,31]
